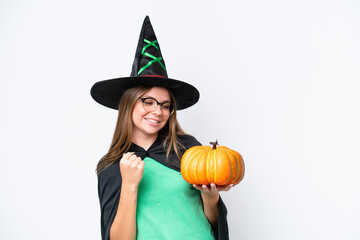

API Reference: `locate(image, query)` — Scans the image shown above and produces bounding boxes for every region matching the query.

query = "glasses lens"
[142,98,156,112]
[161,103,172,115]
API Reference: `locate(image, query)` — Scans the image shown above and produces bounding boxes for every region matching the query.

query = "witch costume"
[91,16,229,240]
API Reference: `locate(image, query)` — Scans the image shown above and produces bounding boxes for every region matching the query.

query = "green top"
[136,157,215,240]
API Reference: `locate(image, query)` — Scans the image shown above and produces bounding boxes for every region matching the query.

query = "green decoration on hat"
[138,39,167,75]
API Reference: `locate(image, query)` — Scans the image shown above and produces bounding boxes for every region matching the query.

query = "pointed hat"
[90,16,199,110]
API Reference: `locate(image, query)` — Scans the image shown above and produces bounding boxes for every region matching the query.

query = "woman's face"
[132,87,171,140]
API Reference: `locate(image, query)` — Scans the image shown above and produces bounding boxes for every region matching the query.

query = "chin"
[142,121,165,133]
[144,126,164,135]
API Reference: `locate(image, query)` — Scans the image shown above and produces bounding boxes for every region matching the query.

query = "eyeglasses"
[138,97,176,116]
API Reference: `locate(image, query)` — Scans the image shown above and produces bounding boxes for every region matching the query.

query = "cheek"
[132,104,145,121]
[162,116,170,126]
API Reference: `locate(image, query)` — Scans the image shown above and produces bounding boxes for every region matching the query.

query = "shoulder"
[177,134,202,148]
[97,160,120,182]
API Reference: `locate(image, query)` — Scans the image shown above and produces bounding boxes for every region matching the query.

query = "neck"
[132,131,158,151]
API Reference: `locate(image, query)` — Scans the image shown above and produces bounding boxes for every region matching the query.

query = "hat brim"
[90,76,200,110]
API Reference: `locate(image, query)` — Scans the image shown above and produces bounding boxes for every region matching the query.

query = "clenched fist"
[119,152,145,189]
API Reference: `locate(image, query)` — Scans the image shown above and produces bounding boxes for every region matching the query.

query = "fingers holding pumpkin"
[217,183,234,192]
[192,183,235,193]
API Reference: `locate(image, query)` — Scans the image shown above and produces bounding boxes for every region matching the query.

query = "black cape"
[97,135,229,240]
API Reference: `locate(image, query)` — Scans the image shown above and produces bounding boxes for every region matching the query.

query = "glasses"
[138,97,176,116]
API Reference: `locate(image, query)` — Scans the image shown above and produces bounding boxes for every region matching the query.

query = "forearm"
[201,192,219,227]
[110,185,138,240]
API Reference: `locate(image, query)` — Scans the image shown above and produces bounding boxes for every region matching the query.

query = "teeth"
[147,119,159,123]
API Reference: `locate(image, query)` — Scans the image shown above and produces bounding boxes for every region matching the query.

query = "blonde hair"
[96,85,186,174]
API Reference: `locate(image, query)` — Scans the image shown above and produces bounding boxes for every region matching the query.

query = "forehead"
[141,87,171,101]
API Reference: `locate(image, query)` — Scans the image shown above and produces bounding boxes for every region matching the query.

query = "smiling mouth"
[145,118,160,124]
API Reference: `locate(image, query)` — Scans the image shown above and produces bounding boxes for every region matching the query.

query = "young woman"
[91,16,234,240]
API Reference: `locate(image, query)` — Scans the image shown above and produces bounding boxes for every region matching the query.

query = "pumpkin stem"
[210,140,219,149]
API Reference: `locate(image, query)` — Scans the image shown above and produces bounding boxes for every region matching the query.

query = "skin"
[131,87,170,150]
[110,87,234,240]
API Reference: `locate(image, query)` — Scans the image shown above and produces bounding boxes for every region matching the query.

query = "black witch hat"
[91,16,199,110]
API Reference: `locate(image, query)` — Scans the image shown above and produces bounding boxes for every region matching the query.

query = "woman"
[91,16,234,240]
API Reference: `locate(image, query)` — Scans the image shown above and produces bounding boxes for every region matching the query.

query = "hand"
[193,183,235,198]
[119,152,145,189]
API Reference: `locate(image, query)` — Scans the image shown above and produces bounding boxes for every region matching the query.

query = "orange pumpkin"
[181,140,245,186]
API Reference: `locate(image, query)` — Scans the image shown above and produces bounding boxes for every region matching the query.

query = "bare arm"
[201,191,219,227]
[110,153,144,240]
[194,183,234,227]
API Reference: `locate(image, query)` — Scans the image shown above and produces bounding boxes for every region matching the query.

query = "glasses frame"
[138,97,176,116]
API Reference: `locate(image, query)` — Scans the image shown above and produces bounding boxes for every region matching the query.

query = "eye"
[143,99,155,105]
[162,103,171,110]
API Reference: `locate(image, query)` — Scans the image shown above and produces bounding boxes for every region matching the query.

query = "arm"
[201,191,219,227]
[110,185,138,240]
[194,183,234,228]
[110,153,144,240]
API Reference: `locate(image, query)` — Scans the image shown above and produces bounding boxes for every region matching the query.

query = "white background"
[1,0,359,239]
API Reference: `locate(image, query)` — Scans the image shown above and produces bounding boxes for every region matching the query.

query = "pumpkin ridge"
[182,147,201,183]
[206,148,212,184]
[212,149,217,184]
[198,148,209,184]
[223,149,237,184]
[229,148,244,183]
[236,150,244,183]
[181,148,192,183]
[193,152,201,184]
[200,150,209,184]
[216,148,225,185]
[235,151,242,183]
[188,148,203,183]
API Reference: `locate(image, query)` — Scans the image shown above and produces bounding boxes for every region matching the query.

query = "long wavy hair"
[96,85,186,174]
